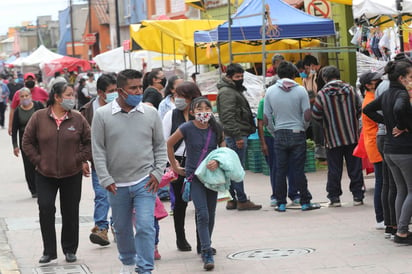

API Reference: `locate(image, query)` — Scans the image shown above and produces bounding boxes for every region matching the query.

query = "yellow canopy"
[328,0,352,5]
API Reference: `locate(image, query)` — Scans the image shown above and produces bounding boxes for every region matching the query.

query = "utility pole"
[70,0,76,57]
[88,0,92,60]
[115,0,121,47]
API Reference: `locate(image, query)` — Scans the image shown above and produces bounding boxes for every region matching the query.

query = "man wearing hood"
[264,61,320,212]
[312,66,365,207]
[216,63,262,211]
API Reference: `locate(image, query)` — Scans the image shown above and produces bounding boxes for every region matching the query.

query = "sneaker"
[375,221,385,230]
[384,226,393,239]
[353,198,364,206]
[201,248,215,271]
[391,228,397,241]
[328,199,341,207]
[301,203,321,211]
[154,246,161,260]
[237,200,262,211]
[291,198,301,206]
[275,204,286,212]
[394,234,412,244]
[226,199,237,210]
[89,226,110,246]
[270,198,277,207]
[119,264,135,274]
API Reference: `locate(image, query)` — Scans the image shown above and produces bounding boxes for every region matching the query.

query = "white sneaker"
[375,221,385,230]
[120,265,135,274]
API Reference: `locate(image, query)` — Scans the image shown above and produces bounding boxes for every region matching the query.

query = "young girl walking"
[167,97,224,271]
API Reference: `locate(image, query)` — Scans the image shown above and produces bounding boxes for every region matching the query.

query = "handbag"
[182,128,212,202]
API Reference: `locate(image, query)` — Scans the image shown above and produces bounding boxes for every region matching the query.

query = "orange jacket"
[361,91,383,163]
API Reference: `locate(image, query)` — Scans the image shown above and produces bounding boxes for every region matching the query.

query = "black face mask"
[25,80,35,89]
[233,79,244,89]
[160,78,167,87]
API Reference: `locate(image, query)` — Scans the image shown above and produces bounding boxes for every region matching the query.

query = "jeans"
[191,176,217,251]
[0,102,6,127]
[373,162,384,223]
[35,171,82,257]
[264,136,299,201]
[385,154,412,234]
[92,169,110,229]
[225,136,248,202]
[154,218,159,245]
[326,144,365,201]
[273,130,312,205]
[377,135,397,227]
[109,177,156,273]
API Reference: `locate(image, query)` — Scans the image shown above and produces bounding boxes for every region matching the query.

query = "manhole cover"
[228,248,315,260]
[33,264,91,274]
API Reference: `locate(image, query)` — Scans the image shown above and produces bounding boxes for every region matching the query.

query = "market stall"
[17,45,63,74]
[40,56,91,77]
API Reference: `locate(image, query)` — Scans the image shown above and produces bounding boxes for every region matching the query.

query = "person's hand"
[172,159,186,177]
[82,162,90,177]
[261,142,268,156]
[106,183,117,194]
[236,139,244,149]
[206,160,219,171]
[393,126,408,137]
[8,127,12,136]
[13,147,19,157]
[145,174,159,193]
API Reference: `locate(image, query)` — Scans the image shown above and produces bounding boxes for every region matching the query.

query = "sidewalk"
[1,125,412,273]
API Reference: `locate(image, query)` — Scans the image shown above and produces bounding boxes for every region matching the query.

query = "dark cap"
[359,71,381,87]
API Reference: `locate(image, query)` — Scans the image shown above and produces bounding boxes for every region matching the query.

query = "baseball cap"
[24,73,36,80]
[359,71,381,87]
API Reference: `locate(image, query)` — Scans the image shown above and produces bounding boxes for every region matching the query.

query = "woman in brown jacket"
[22,82,91,264]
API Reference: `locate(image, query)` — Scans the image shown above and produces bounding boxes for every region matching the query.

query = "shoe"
[120,264,135,274]
[391,229,397,241]
[201,248,215,271]
[384,226,393,239]
[270,198,277,207]
[328,199,341,208]
[237,200,262,211]
[65,253,77,263]
[197,247,217,255]
[31,193,38,198]
[291,198,300,206]
[90,226,110,246]
[375,221,385,230]
[176,238,192,251]
[154,246,161,260]
[301,203,321,211]
[275,204,286,212]
[394,234,412,244]
[38,254,57,264]
[353,198,364,206]
[226,199,237,210]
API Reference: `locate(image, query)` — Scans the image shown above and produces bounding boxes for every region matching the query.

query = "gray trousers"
[385,154,412,234]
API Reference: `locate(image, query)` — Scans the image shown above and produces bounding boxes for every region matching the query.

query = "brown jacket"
[79,97,96,125]
[22,107,91,179]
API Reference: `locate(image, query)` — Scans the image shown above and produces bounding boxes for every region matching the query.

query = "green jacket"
[216,77,256,140]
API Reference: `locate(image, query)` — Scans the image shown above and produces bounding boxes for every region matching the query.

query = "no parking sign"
[304,0,332,18]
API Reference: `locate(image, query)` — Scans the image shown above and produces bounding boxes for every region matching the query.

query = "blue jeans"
[273,130,312,205]
[326,144,364,201]
[225,136,248,202]
[264,136,299,201]
[191,176,217,251]
[108,177,156,273]
[92,169,110,229]
[373,162,384,223]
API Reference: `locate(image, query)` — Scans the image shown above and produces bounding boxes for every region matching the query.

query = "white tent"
[353,0,412,19]
[21,45,63,67]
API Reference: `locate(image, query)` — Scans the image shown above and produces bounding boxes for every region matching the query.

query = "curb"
[0,218,20,274]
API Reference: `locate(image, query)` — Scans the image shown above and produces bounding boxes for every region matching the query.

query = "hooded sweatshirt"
[264,79,311,133]
[312,80,362,149]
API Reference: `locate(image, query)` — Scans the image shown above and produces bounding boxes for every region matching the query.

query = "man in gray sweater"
[91,69,167,274]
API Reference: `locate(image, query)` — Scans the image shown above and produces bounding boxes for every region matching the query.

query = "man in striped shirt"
[312,66,365,207]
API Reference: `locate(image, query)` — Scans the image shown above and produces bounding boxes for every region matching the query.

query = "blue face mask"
[105,92,118,103]
[299,72,308,78]
[125,93,143,107]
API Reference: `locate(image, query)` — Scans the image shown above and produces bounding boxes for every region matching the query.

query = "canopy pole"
[173,39,177,73]
[228,2,233,63]
[218,42,223,78]
[262,1,267,91]
[194,42,198,74]
[396,0,404,52]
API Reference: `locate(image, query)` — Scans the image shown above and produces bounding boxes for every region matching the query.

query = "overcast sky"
[0,0,86,36]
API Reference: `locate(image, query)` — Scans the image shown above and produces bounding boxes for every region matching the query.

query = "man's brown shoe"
[226,200,237,210]
[237,200,262,211]
[89,226,110,246]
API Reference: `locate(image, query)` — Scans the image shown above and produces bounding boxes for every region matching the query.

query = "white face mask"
[195,112,213,124]
[174,97,187,110]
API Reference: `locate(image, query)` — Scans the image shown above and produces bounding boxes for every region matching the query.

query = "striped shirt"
[312,80,362,149]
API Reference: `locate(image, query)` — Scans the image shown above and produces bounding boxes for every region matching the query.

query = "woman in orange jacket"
[360,71,384,229]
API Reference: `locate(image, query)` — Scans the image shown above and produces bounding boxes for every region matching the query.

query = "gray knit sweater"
[91,102,167,189]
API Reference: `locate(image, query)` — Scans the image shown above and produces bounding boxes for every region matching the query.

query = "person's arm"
[77,115,92,163]
[311,93,324,122]
[11,108,19,156]
[167,128,185,176]
[8,91,19,135]
[393,92,411,131]
[256,99,268,156]
[21,112,40,165]
[363,96,384,124]
[218,91,242,140]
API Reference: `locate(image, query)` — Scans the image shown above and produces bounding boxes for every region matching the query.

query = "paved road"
[1,108,412,274]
